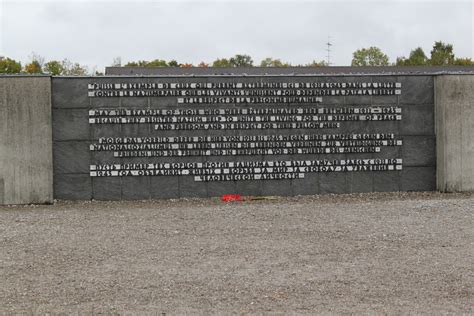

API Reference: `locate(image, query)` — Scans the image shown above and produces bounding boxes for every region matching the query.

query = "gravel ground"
[0,192,473,315]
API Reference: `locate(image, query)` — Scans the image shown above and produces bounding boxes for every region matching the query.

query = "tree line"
[1,41,472,75]
[351,41,473,66]
[0,53,90,75]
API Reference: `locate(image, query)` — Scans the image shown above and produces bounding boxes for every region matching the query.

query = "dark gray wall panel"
[400,106,434,135]
[53,141,90,174]
[150,177,180,199]
[373,171,401,192]
[52,75,436,200]
[92,177,121,200]
[401,167,436,191]
[122,177,150,200]
[52,78,90,109]
[402,136,436,166]
[53,109,89,141]
[398,76,434,105]
[347,172,374,193]
[54,174,92,200]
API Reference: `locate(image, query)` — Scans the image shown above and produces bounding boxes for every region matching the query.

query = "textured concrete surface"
[0,76,53,204]
[0,192,472,314]
[435,75,474,192]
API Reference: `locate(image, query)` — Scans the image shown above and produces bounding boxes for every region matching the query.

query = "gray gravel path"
[0,192,473,314]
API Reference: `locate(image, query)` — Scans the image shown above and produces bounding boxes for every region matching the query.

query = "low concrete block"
[0,76,53,204]
[435,75,474,192]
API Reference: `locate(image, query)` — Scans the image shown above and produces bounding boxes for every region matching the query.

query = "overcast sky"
[1,0,473,71]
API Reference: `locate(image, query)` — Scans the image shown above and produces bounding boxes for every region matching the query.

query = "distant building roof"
[105,66,474,76]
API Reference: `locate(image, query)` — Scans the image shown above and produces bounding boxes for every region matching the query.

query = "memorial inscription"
[52,75,436,199]
[87,80,402,182]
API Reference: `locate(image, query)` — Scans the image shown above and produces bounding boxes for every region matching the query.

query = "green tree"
[67,63,88,75]
[430,41,455,65]
[396,47,428,66]
[24,52,45,74]
[454,57,474,65]
[168,60,179,67]
[44,60,64,75]
[24,52,44,74]
[212,58,232,67]
[395,57,406,66]
[260,57,290,67]
[260,58,275,67]
[0,56,22,73]
[24,60,43,74]
[42,59,88,75]
[351,47,389,66]
[124,61,139,67]
[146,59,168,67]
[124,60,168,67]
[60,59,88,75]
[306,60,329,67]
[136,61,149,67]
[229,54,253,67]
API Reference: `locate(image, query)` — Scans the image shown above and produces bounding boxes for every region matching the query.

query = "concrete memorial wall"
[0,76,53,204]
[52,74,436,200]
[435,75,474,192]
